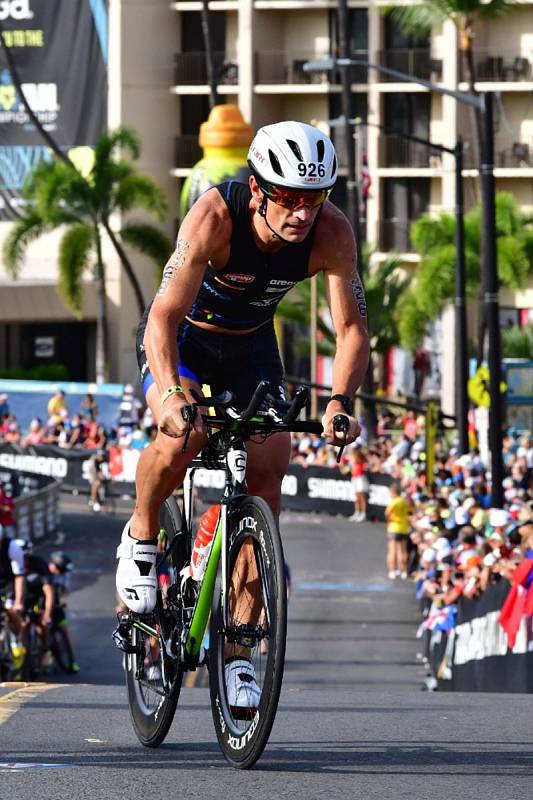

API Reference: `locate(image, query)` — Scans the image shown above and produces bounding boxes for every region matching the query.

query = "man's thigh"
[246,432,291,489]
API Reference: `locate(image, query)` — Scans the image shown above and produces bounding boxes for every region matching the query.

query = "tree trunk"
[94,231,109,384]
[103,220,146,317]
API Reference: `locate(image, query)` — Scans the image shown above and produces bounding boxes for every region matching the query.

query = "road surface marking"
[0,683,67,728]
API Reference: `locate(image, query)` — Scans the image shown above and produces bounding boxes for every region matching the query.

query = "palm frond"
[2,211,49,276]
[397,292,431,353]
[410,212,455,254]
[93,127,141,169]
[113,174,168,221]
[496,237,531,288]
[57,224,95,314]
[119,223,173,281]
[414,244,457,317]
[501,325,533,358]
[386,4,447,38]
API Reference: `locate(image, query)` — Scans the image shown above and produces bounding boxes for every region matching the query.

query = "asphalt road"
[1,499,532,799]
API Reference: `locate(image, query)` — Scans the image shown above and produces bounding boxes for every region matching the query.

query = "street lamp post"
[307,57,504,504]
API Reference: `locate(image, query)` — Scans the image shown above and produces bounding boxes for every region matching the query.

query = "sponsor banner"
[0,443,392,518]
[434,580,533,693]
[0,0,108,219]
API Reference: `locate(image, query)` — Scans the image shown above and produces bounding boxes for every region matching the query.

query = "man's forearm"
[144,312,182,396]
[14,576,25,607]
[331,329,370,398]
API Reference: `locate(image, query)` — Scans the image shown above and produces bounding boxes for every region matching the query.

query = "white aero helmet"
[248,121,338,192]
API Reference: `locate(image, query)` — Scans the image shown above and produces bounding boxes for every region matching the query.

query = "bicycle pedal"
[112,620,136,654]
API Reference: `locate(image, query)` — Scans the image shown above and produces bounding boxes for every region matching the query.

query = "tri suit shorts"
[136,316,286,411]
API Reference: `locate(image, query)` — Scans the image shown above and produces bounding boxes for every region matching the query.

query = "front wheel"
[209,496,287,769]
[125,495,186,747]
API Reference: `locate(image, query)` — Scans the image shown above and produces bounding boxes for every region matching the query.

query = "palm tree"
[387,0,519,160]
[277,248,411,390]
[397,192,533,352]
[3,128,173,383]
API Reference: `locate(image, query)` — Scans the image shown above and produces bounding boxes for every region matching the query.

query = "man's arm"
[314,204,370,441]
[143,189,231,438]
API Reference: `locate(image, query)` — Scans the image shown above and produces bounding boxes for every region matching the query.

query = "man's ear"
[249,174,262,202]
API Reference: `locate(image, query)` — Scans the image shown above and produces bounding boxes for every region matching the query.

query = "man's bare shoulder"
[182,186,232,240]
[311,200,356,270]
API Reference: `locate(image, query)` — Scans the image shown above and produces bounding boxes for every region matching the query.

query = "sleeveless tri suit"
[136,181,319,409]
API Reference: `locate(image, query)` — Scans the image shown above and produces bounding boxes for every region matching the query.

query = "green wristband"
[160,384,184,405]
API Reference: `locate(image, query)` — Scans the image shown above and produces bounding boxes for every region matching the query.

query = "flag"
[498,559,533,648]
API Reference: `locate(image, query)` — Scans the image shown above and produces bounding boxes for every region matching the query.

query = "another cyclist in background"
[0,524,27,671]
[116,121,369,703]
[22,543,79,673]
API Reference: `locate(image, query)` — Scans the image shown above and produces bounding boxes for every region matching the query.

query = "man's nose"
[293,204,311,220]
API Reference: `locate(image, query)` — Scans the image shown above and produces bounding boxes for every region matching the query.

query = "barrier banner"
[435,579,533,693]
[0,443,393,518]
[0,0,108,219]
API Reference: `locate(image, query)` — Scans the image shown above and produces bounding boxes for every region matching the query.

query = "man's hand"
[158,392,206,440]
[321,400,360,446]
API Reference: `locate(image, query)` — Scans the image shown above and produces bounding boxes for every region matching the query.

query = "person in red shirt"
[0,481,16,537]
[349,448,369,522]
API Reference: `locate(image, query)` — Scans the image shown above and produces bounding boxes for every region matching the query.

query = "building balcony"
[377,49,442,83]
[175,135,203,168]
[462,140,533,169]
[379,134,443,168]
[378,219,415,252]
[174,52,238,86]
[459,50,532,83]
[254,50,368,85]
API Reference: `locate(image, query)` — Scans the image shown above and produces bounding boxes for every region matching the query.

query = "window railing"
[379,134,442,168]
[377,49,442,82]
[174,52,238,86]
[459,51,532,83]
[254,50,368,84]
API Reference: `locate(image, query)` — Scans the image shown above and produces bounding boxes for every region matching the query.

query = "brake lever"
[180,404,197,452]
[332,414,350,464]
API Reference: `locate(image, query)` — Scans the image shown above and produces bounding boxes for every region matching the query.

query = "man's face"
[250,176,324,243]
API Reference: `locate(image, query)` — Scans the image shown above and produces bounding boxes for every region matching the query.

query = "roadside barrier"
[0,461,61,545]
[0,443,392,520]
[425,580,533,692]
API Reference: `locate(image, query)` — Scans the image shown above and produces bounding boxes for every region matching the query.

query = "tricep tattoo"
[158,239,190,295]
[349,259,367,317]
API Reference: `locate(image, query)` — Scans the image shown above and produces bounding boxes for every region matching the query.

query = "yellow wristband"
[160,384,184,405]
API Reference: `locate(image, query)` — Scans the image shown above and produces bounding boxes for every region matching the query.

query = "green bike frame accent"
[185,518,223,658]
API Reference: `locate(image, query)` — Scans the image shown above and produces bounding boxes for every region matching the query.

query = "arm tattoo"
[349,259,367,317]
[157,239,190,295]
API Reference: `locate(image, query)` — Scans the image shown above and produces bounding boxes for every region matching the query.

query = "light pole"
[307,56,503,504]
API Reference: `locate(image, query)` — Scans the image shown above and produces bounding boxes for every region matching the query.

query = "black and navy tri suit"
[136,181,319,410]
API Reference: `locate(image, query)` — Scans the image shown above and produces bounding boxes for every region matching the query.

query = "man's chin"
[283,225,310,240]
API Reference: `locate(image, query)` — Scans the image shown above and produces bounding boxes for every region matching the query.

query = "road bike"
[113,381,346,768]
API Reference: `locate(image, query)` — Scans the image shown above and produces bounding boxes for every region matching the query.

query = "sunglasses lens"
[265,183,328,209]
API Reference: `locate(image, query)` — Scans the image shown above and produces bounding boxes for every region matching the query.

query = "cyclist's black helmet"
[49,551,73,573]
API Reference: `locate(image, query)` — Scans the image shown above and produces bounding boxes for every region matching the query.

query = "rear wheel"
[125,495,186,747]
[209,496,287,769]
[50,626,75,674]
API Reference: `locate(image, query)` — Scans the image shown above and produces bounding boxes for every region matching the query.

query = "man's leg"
[116,380,205,613]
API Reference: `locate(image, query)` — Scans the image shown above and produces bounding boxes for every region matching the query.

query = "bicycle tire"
[50,626,75,674]
[125,495,186,747]
[22,620,44,680]
[209,495,287,769]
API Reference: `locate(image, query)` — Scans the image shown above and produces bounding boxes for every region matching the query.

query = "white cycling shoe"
[116,520,158,614]
[225,659,261,715]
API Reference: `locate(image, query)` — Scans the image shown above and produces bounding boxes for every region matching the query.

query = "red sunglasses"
[262,182,330,209]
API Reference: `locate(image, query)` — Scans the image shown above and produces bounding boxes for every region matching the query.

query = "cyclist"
[0,524,27,671]
[116,121,370,706]
[22,544,79,673]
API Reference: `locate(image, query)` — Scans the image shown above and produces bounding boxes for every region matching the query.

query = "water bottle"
[188,505,220,582]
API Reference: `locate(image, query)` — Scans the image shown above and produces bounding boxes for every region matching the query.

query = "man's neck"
[249,205,286,253]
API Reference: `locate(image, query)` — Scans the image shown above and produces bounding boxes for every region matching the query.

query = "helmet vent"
[286,139,304,162]
[268,149,284,177]
[331,154,337,177]
[316,139,325,162]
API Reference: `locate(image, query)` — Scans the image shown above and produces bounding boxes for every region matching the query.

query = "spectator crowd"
[1,386,532,613]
